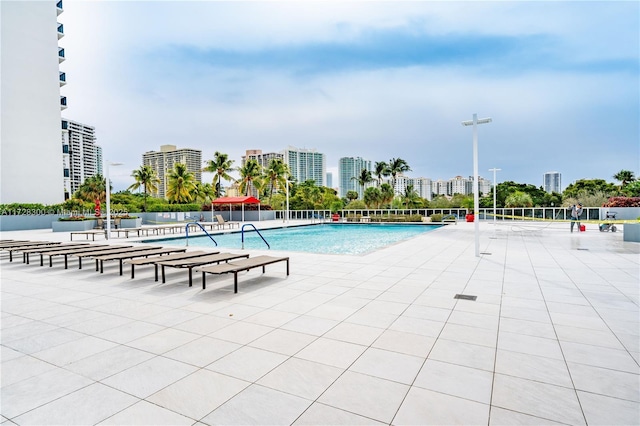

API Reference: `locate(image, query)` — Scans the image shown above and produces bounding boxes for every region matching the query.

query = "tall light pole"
[104,160,123,240]
[489,167,501,226]
[285,179,290,223]
[462,113,492,257]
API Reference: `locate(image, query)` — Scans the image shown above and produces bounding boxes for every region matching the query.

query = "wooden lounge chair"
[45,244,133,269]
[195,255,289,292]
[70,230,105,241]
[124,250,214,280]
[215,214,239,230]
[70,245,161,271]
[1,241,62,262]
[93,246,188,275]
[17,243,92,265]
[156,252,250,287]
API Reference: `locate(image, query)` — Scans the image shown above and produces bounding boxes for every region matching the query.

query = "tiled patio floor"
[1,221,639,425]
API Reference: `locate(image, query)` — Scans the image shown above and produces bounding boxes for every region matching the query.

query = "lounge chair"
[1,241,62,262]
[195,255,289,292]
[68,245,161,272]
[125,250,214,280]
[155,252,250,287]
[15,242,92,265]
[92,246,188,275]
[45,244,133,269]
[215,214,239,230]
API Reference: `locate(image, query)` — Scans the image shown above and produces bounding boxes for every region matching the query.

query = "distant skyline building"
[142,145,202,199]
[62,119,101,199]
[241,149,283,169]
[543,171,562,193]
[339,156,372,199]
[326,172,333,190]
[283,146,326,187]
[1,0,66,203]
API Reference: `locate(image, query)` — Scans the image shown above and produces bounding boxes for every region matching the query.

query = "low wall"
[623,223,640,243]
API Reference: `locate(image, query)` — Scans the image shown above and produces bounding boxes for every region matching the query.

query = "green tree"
[380,183,395,208]
[74,175,106,204]
[621,180,640,197]
[388,158,411,191]
[128,165,160,212]
[346,190,359,201]
[237,159,262,197]
[563,179,618,200]
[374,161,390,186]
[352,168,374,198]
[203,151,235,198]
[364,187,383,208]
[613,170,636,187]
[505,191,534,207]
[191,182,215,205]
[429,195,451,208]
[402,184,422,208]
[166,163,196,203]
[264,158,289,205]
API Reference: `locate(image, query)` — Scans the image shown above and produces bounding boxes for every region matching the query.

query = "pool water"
[154,223,441,255]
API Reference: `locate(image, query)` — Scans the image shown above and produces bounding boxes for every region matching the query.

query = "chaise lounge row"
[1,240,288,293]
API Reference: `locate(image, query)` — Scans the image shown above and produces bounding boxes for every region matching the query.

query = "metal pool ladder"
[185,222,218,246]
[241,224,270,249]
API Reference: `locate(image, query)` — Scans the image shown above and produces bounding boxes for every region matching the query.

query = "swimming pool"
[150,223,441,255]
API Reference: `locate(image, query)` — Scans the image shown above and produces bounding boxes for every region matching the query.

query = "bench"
[70,230,105,241]
[195,255,289,293]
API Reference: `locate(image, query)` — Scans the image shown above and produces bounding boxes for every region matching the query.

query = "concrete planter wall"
[623,223,640,242]
[52,220,97,232]
[120,218,142,228]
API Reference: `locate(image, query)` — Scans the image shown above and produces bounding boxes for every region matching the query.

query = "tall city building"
[241,149,283,169]
[339,157,372,199]
[283,146,325,187]
[543,171,562,193]
[408,177,433,201]
[1,0,66,203]
[142,145,202,199]
[62,119,101,199]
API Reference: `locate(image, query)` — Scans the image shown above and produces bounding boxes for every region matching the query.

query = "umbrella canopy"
[211,196,260,205]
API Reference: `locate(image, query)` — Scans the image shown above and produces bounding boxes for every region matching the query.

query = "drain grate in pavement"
[454,294,477,301]
[480,252,492,255]
[576,248,589,251]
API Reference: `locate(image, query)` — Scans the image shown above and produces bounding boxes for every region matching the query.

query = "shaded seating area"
[211,196,261,227]
[196,255,289,292]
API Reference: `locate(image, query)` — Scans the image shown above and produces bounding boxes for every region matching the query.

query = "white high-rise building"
[242,149,283,169]
[408,177,433,201]
[1,1,66,204]
[543,171,562,193]
[283,146,325,187]
[62,119,101,199]
[339,157,372,199]
[143,145,202,199]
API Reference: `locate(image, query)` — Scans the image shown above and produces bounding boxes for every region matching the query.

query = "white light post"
[104,160,123,240]
[489,167,501,226]
[462,113,492,257]
[285,179,290,223]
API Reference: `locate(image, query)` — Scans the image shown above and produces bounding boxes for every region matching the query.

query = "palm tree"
[74,175,106,204]
[237,159,262,196]
[388,158,411,192]
[128,165,160,212]
[264,158,289,205]
[374,161,389,186]
[351,168,373,199]
[203,151,235,198]
[166,163,196,203]
[364,187,382,209]
[346,190,359,201]
[380,183,394,208]
[192,182,215,205]
[613,170,636,187]
[403,184,421,208]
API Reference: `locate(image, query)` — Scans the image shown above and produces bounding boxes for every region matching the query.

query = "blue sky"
[60,1,639,192]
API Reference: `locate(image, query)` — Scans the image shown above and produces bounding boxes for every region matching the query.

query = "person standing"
[570,202,583,232]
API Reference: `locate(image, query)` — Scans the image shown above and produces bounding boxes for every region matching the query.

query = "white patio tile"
[147,369,249,419]
[13,383,138,425]
[257,357,343,400]
[101,356,197,399]
[3,326,86,354]
[497,317,557,339]
[323,322,384,346]
[318,371,409,424]
[127,327,201,355]
[439,322,498,348]
[293,402,385,425]
[568,362,640,402]
[447,310,499,331]
[560,341,639,373]
[206,346,288,382]
[280,314,339,336]
[1,368,93,418]
[1,354,56,387]
[413,359,494,404]
[248,328,317,356]
[64,345,156,381]
[208,321,274,344]
[171,313,235,335]
[495,349,573,388]
[96,320,165,344]
[201,384,311,425]
[295,337,367,369]
[497,331,564,360]
[393,386,490,425]
[428,339,495,372]
[349,347,424,385]
[489,407,566,425]
[161,335,241,367]
[577,390,640,426]
[244,308,299,327]
[492,374,585,425]
[99,400,194,425]
[371,329,436,357]
[389,316,445,337]
[31,335,118,366]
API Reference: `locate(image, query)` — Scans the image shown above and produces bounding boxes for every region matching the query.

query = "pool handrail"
[241,224,270,249]
[185,222,218,247]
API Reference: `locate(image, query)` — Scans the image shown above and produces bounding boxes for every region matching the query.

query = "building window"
[63,168,70,177]
[62,145,69,153]
[62,120,68,129]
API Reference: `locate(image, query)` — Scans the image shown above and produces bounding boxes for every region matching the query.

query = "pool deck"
[1,220,638,425]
